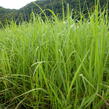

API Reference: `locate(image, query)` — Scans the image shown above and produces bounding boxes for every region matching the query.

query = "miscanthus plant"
[0,8,109,109]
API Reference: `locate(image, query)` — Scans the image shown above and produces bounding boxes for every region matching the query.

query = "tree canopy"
[0,0,108,27]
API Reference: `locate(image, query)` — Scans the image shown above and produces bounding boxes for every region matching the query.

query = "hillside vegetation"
[0,0,108,27]
[0,5,109,108]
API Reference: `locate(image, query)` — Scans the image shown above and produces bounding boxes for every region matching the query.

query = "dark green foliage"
[0,0,108,27]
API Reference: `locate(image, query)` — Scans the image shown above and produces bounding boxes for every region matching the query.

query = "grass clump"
[0,9,109,109]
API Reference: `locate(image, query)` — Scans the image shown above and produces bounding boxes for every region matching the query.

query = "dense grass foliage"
[0,11,109,109]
